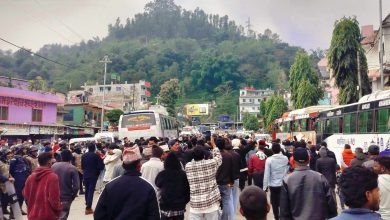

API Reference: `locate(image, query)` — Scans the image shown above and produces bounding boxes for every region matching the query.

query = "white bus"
[118,110,179,141]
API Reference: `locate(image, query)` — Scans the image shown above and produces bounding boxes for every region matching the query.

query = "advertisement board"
[186,104,209,116]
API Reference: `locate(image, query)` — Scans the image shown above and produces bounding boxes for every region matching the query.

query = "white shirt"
[379,174,390,219]
[141,157,164,189]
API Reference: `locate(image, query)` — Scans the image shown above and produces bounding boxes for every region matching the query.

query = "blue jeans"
[218,185,234,220]
[84,177,97,208]
[232,179,239,215]
[188,210,219,220]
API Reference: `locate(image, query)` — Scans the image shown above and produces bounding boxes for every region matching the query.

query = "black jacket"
[81,152,104,179]
[94,170,160,220]
[155,169,190,211]
[229,150,241,180]
[316,157,337,188]
[216,150,234,185]
[280,166,337,220]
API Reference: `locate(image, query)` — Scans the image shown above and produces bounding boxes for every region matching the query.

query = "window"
[63,109,74,121]
[252,107,255,110]
[325,117,340,134]
[301,119,307,131]
[0,106,8,120]
[359,111,374,133]
[32,109,42,122]
[344,113,357,134]
[258,99,261,102]
[243,99,246,103]
[116,87,121,92]
[99,87,104,92]
[377,108,390,132]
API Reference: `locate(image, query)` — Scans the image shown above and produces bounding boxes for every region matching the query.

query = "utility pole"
[379,0,384,90]
[357,49,362,99]
[99,55,111,132]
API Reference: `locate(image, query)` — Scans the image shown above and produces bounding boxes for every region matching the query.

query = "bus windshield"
[121,113,156,128]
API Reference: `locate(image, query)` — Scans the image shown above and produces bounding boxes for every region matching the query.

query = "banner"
[186,104,209,116]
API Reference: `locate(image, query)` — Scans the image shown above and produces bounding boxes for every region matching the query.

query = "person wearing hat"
[350,147,368,167]
[363,145,380,169]
[24,145,39,171]
[316,146,338,209]
[10,145,31,215]
[168,139,186,166]
[94,146,160,220]
[140,145,164,191]
[280,147,337,220]
[103,144,122,184]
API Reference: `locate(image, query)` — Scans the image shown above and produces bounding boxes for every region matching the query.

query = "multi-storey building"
[67,80,151,112]
[239,87,274,121]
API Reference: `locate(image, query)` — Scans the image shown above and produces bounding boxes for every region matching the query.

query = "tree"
[328,17,371,104]
[105,109,124,126]
[289,51,323,108]
[28,76,47,91]
[158,78,182,116]
[260,96,288,130]
[242,112,260,131]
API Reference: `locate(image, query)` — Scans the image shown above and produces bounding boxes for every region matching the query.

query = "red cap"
[258,140,266,145]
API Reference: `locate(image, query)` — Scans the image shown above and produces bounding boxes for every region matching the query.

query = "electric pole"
[99,55,111,132]
[379,0,384,90]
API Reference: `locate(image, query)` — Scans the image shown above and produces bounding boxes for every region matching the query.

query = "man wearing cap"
[94,146,160,220]
[363,145,380,169]
[280,148,337,220]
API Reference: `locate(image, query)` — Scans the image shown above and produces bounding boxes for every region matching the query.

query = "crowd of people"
[0,134,389,220]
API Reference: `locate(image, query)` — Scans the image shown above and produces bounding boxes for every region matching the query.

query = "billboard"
[186,104,209,116]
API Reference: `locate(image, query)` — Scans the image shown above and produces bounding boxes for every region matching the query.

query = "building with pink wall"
[0,86,64,137]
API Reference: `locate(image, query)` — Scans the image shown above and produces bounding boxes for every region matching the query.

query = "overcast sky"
[0,0,389,52]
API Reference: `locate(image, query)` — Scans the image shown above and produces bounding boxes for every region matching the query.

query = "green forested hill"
[0,0,305,118]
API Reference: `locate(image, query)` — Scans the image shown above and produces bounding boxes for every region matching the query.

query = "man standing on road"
[331,166,381,220]
[280,148,337,220]
[94,146,160,220]
[81,143,104,215]
[185,136,222,219]
[141,145,164,191]
[316,147,338,201]
[215,138,234,220]
[23,152,62,220]
[263,143,288,220]
[51,149,80,220]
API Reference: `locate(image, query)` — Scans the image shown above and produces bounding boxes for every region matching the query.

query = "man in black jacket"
[81,143,104,215]
[316,147,338,205]
[280,148,337,220]
[216,138,234,220]
[94,146,160,220]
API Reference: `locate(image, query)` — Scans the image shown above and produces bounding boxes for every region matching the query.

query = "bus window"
[377,108,390,132]
[359,111,374,133]
[301,119,307,131]
[344,114,351,134]
[331,117,340,133]
[367,111,374,133]
[350,113,357,133]
[325,119,331,134]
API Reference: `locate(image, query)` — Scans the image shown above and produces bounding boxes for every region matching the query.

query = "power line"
[32,0,85,41]
[0,37,71,68]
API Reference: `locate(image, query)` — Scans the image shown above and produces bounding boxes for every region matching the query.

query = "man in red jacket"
[23,152,62,220]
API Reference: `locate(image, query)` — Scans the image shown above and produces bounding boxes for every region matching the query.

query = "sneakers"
[85,208,94,215]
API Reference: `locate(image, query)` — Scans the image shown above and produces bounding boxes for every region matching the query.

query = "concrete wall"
[0,100,57,124]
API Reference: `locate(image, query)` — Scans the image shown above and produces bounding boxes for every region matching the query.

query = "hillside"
[0,0,303,119]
